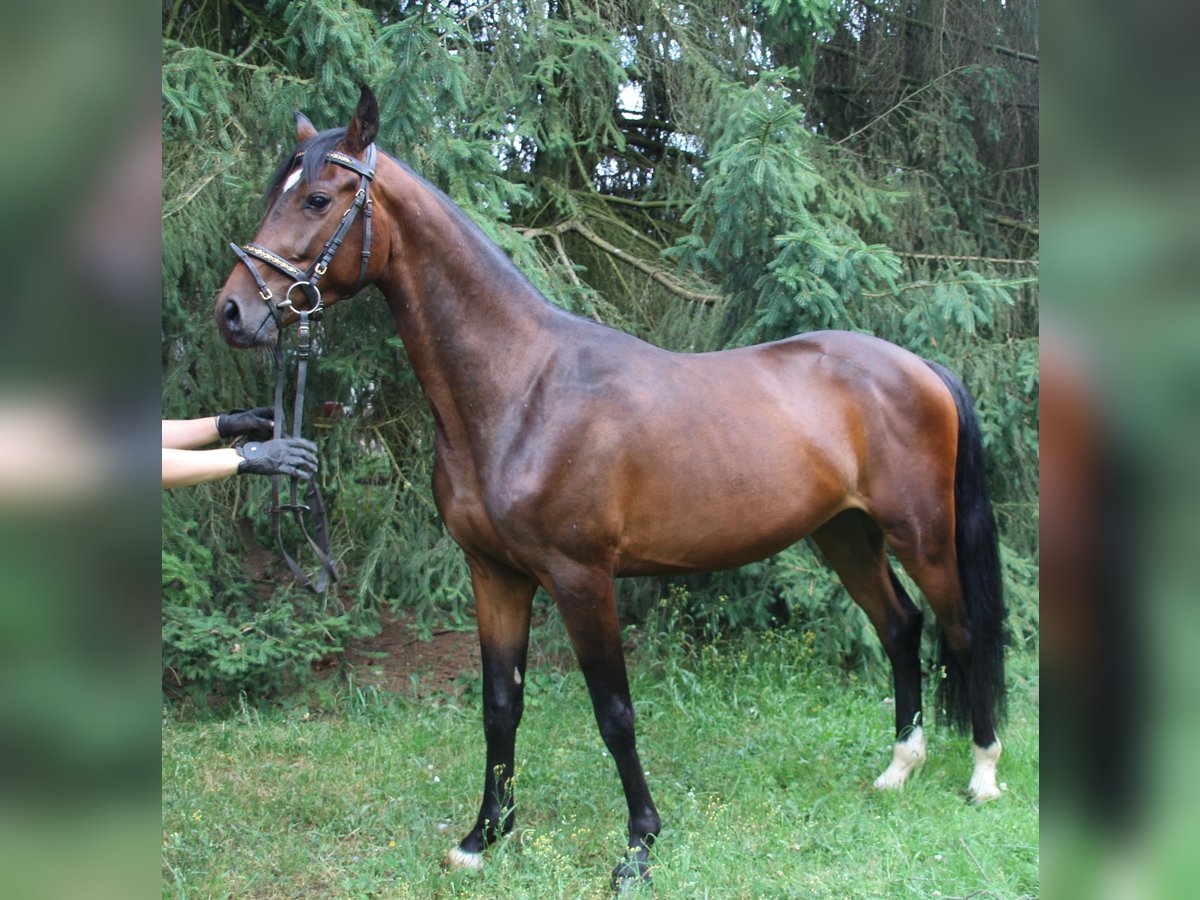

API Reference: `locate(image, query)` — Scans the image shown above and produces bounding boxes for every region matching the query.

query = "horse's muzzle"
[216,291,277,348]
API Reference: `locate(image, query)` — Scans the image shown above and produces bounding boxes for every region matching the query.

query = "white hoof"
[968,739,1003,803]
[445,846,483,871]
[874,727,927,790]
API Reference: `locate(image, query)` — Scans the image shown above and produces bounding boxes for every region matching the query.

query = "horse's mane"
[261,127,350,205]
[261,125,549,304]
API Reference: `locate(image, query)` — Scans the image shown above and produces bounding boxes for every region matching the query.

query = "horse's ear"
[343,85,379,154]
[295,111,318,143]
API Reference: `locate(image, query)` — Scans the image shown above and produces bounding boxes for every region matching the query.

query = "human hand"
[217,406,275,441]
[235,437,319,479]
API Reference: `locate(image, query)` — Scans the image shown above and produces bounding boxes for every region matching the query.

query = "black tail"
[924,360,1007,737]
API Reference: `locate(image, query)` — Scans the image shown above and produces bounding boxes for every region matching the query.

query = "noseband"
[227,143,378,593]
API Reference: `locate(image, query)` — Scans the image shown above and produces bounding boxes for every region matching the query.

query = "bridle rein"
[228,143,378,593]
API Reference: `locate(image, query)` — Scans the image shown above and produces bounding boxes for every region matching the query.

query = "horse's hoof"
[967,739,1003,803]
[610,853,651,893]
[969,785,1003,804]
[873,727,927,791]
[444,845,484,871]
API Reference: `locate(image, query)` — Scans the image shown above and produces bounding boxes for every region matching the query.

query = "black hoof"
[610,852,652,892]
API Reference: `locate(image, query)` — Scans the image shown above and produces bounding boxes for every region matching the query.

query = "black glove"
[217,406,275,442]
[235,437,319,479]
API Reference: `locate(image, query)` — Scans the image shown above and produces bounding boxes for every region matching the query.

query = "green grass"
[162,630,1038,898]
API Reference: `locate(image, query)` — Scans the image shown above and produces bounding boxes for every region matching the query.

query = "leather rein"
[228,143,377,593]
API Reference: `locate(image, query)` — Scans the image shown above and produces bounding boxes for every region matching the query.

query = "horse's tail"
[923,360,1007,735]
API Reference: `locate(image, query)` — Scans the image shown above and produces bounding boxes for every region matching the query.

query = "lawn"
[162,629,1038,898]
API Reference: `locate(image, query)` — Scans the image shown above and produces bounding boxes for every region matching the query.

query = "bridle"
[230,144,377,314]
[228,143,377,593]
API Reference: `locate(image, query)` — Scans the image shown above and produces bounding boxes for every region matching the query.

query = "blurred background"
[1041,0,1200,896]
[0,1,159,897]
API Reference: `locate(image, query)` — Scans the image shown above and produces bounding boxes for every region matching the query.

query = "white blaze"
[283,168,302,194]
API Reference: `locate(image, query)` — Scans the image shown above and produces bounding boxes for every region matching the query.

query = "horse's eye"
[305,194,330,210]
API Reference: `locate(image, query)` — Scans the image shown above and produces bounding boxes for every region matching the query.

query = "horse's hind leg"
[811,510,927,790]
[449,556,536,870]
[891,538,1003,803]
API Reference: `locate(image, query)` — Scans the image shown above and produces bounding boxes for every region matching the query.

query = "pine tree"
[162,0,1039,694]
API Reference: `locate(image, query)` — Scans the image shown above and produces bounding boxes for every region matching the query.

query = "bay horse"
[214,86,1006,886]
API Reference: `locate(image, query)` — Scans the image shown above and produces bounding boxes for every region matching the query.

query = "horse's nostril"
[223,298,241,326]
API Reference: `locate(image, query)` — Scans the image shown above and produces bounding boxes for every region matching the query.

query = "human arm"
[161,407,274,449]
[162,447,240,488]
[162,417,220,449]
[161,437,319,489]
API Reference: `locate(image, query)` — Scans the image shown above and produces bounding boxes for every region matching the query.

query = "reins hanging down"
[228,144,377,592]
[268,310,338,593]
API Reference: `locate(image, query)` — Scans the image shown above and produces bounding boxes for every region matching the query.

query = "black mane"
[261,126,349,205]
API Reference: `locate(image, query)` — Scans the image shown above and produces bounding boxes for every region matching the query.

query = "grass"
[162,629,1038,898]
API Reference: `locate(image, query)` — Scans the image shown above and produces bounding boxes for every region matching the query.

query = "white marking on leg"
[282,168,302,194]
[514,666,522,685]
[968,739,1003,803]
[874,726,927,790]
[445,846,483,871]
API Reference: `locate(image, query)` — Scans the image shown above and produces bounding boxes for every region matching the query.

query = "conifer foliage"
[162,0,1038,695]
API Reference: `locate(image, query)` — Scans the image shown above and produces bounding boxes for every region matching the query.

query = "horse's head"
[215,86,380,348]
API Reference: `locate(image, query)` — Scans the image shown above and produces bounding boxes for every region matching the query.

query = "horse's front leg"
[550,563,661,889]
[447,556,536,871]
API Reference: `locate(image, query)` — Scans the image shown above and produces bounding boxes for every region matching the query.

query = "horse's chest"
[431,446,518,555]
[433,443,566,570]
[432,445,483,519]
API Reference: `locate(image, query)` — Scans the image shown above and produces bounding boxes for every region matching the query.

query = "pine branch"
[566,221,722,306]
[163,173,220,220]
[856,0,1039,65]
[895,251,1038,267]
[616,111,680,133]
[863,276,1038,298]
[836,66,970,146]
[814,84,1037,112]
[163,45,313,84]
[521,221,722,306]
[574,200,667,253]
[454,0,506,28]
[812,41,922,88]
[573,191,687,249]
[620,132,702,167]
[547,230,602,322]
[592,195,672,209]
[164,129,247,220]
[985,213,1039,237]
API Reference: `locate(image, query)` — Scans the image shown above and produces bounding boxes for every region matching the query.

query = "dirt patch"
[345,612,482,698]
[341,607,575,699]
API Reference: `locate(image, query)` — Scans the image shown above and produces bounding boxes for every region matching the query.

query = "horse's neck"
[375,163,557,447]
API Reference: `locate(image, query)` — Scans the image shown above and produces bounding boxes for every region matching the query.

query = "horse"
[214,86,1007,887]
